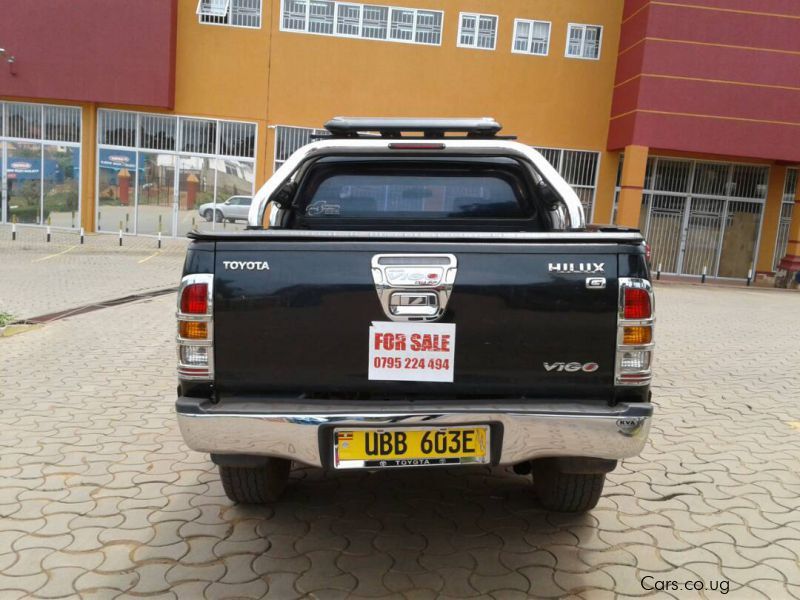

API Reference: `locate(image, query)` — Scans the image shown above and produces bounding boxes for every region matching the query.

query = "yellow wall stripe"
[611,109,800,128]
[615,73,800,92]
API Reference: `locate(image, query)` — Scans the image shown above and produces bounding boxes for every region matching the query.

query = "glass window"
[309,0,335,34]
[362,5,388,39]
[566,24,602,59]
[513,20,550,55]
[181,118,217,155]
[178,156,216,236]
[140,115,177,152]
[6,142,43,224]
[459,13,497,50]
[336,3,361,36]
[97,148,137,232]
[283,0,308,30]
[415,10,441,45]
[43,107,81,143]
[137,152,176,236]
[5,103,41,140]
[390,8,414,41]
[513,20,530,52]
[43,145,80,228]
[214,159,256,232]
[303,174,524,219]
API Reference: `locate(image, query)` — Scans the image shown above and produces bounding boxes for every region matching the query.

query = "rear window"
[304,173,524,219]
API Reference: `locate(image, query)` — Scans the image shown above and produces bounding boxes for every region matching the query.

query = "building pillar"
[615,145,649,228]
[593,152,620,224]
[755,164,786,278]
[775,167,800,288]
[80,103,97,233]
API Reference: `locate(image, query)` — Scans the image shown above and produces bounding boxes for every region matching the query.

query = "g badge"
[586,277,606,290]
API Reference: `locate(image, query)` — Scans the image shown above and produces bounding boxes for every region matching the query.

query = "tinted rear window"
[303,173,525,219]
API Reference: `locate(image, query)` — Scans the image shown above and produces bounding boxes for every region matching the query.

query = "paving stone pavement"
[0,281,799,599]
[0,224,187,319]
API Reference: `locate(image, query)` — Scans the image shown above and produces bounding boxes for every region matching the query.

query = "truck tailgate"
[212,240,624,399]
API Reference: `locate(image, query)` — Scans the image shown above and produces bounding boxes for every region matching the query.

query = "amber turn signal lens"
[623,326,652,345]
[179,321,208,339]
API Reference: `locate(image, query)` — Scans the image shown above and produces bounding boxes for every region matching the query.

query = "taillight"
[616,278,654,386]
[181,283,208,314]
[623,288,651,320]
[177,274,213,380]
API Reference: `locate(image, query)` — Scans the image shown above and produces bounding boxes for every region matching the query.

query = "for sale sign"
[368,321,456,383]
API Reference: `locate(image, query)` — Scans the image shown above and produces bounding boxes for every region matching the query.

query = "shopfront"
[96,109,257,237]
[0,101,82,229]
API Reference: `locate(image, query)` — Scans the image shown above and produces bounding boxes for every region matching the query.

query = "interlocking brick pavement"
[0,224,187,319]
[1,282,799,598]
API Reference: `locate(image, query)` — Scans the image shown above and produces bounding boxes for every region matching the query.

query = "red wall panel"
[646,4,800,53]
[654,0,800,16]
[0,0,177,108]
[639,41,800,88]
[609,0,800,163]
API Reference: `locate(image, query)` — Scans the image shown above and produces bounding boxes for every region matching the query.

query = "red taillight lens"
[181,283,208,314]
[624,288,651,319]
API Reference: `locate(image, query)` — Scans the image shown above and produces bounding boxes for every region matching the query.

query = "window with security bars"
[565,24,602,59]
[99,110,256,159]
[274,125,327,171]
[533,147,599,221]
[615,156,769,278]
[197,0,262,28]
[282,0,441,45]
[513,19,550,55]
[458,13,498,50]
[2,103,81,143]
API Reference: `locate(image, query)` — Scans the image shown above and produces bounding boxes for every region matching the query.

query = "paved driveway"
[1,280,799,598]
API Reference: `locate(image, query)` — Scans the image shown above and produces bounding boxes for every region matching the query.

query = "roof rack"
[317,117,515,139]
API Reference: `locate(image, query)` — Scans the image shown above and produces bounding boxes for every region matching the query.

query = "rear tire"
[533,460,605,513]
[219,458,291,504]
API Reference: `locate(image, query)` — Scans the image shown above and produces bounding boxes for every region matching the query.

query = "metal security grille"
[513,19,550,55]
[99,110,138,147]
[181,119,217,155]
[281,0,442,46]
[634,157,768,279]
[274,125,326,170]
[533,147,599,221]
[198,0,262,28]
[774,168,796,270]
[458,13,497,49]
[2,102,81,143]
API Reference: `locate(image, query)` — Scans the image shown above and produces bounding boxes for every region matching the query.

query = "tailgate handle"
[371,254,457,322]
[389,292,439,317]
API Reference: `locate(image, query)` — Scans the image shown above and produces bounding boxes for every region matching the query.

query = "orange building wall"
[265,0,622,151]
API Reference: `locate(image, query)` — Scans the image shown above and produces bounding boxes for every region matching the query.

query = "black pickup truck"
[175,118,654,513]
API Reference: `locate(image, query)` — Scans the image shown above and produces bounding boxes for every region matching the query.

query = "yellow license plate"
[333,426,489,469]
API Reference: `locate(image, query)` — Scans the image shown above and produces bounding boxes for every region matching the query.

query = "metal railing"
[773,168,796,270]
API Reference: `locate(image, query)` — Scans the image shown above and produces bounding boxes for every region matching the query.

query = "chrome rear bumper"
[176,398,652,468]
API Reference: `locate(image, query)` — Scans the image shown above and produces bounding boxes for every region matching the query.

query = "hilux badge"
[548,262,605,274]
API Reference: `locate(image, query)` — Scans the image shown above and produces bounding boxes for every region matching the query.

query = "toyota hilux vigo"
[175,117,654,512]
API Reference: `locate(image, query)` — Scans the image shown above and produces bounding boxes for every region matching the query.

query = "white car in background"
[198,196,252,223]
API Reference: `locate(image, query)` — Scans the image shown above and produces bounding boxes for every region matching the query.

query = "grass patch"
[0,312,16,327]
